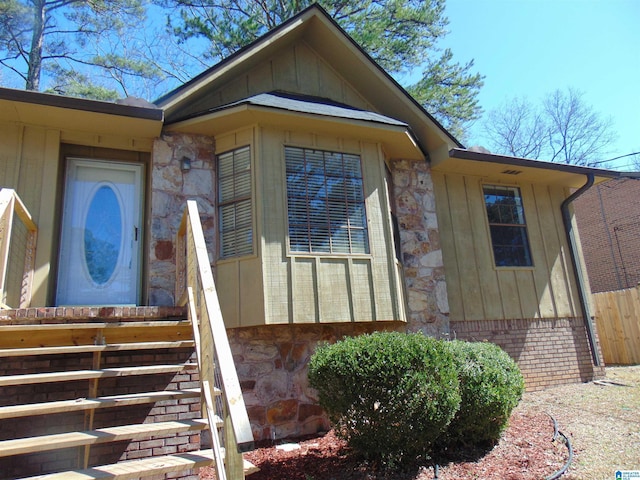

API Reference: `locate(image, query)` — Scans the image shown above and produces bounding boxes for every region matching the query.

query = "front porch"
[0,196,255,479]
[0,306,202,479]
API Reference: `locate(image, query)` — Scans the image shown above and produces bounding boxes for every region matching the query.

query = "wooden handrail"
[0,188,37,309]
[176,200,254,480]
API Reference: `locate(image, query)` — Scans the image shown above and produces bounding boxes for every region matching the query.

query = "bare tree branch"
[483,88,616,167]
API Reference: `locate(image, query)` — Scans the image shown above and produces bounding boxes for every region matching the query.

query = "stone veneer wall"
[147,142,602,442]
[390,158,450,337]
[148,133,217,306]
[147,148,452,441]
[228,322,404,441]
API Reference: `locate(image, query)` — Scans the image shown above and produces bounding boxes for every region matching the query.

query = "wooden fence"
[593,285,640,365]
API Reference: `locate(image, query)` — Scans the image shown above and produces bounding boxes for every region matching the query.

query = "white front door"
[56,159,143,305]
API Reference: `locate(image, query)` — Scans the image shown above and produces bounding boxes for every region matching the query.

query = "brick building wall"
[0,309,200,480]
[574,178,640,293]
[1,136,602,477]
[451,317,605,391]
[222,157,602,437]
[0,348,200,479]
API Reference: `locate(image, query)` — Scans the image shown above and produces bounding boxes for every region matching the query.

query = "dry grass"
[519,365,640,480]
[202,366,639,480]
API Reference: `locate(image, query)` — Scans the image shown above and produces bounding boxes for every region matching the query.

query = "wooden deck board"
[0,389,206,419]
[0,419,216,457]
[0,364,198,386]
[0,340,195,357]
[18,451,259,480]
[19,449,216,479]
[0,321,191,331]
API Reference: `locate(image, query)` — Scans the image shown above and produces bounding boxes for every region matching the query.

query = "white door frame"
[56,158,144,305]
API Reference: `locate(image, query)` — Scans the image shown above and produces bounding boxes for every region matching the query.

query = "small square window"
[483,185,532,267]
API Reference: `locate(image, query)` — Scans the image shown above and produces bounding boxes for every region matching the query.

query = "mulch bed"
[200,408,568,479]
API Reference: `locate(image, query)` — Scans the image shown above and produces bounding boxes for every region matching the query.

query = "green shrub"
[443,340,525,447]
[308,331,461,465]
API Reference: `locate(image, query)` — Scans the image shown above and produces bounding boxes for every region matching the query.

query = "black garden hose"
[432,414,574,479]
[545,414,574,480]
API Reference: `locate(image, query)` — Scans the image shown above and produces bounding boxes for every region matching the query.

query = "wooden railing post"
[175,210,188,306]
[0,190,16,305]
[0,189,37,309]
[177,200,254,480]
[19,226,37,309]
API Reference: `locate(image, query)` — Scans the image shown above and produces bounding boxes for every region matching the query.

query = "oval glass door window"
[84,185,122,285]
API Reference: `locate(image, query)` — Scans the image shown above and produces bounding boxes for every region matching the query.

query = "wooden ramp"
[0,318,256,479]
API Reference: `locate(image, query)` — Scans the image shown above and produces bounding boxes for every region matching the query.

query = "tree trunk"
[26,0,46,91]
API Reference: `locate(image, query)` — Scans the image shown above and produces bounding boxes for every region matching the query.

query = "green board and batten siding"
[216,126,405,327]
[0,124,60,307]
[202,38,406,328]
[433,171,584,322]
[168,40,374,122]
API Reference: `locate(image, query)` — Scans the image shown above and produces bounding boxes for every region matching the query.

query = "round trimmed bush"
[308,331,461,465]
[443,340,525,447]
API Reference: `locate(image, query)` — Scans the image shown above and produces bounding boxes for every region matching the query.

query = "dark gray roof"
[0,86,163,121]
[170,91,409,128]
[449,148,623,178]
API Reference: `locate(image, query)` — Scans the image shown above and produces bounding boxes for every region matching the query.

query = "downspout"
[560,173,601,366]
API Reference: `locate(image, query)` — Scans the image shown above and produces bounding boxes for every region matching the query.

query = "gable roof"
[155,4,462,154]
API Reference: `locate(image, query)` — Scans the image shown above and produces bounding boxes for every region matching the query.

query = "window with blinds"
[218,146,253,259]
[285,146,369,254]
[483,184,533,267]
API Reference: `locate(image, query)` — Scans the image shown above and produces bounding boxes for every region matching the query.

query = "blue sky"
[440,0,640,170]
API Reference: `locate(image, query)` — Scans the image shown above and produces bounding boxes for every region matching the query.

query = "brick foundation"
[450,317,605,391]
[0,306,186,322]
[0,349,200,479]
[233,316,607,443]
[0,313,609,476]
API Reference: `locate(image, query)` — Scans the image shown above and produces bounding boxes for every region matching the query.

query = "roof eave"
[166,103,426,161]
[448,148,621,179]
[0,87,163,122]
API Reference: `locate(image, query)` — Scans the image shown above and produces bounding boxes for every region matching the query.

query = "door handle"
[134,226,138,241]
